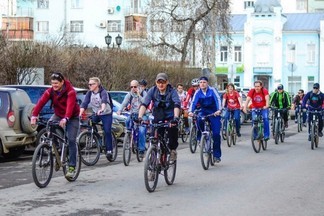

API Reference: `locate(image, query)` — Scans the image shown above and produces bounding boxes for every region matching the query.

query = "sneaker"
[237,132,241,137]
[65,166,75,178]
[284,121,288,128]
[170,150,177,161]
[106,151,113,160]
[308,135,311,141]
[294,119,297,123]
[303,123,307,127]
[214,157,221,163]
[319,132,323,137]
[139,151,145,159]
[264,137,269,141]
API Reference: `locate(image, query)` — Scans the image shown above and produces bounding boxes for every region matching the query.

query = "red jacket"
[32,80,80,119]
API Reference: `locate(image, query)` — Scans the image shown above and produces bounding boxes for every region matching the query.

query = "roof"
[230,13,324,32]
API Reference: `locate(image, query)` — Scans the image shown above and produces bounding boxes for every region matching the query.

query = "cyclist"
[243,80,270,141]
[139,79,149,92]
[222,83,243,137]
[177,83,189,133]
[269,84,291,128]
[79,77,114,160]
[302,83,324,141]
[31,72,80,178]
[188,76,222,163]
[117,80,147,158]
[138,72,181,162]
[292,89,306,127]
[183,78,199,108]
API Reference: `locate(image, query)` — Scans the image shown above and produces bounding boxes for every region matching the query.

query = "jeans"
[50,115,80,167]
[251,109,270,139]
[92,114,113,151]
[126,114,147,152]
[155,126,179,150]
[307,110,323,134]
[223,109,241,133]
[295,106,307,123]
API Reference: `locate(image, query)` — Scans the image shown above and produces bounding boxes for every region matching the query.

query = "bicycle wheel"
[123,131,132,166]
[63,143,81,182]
[226,122,232,147]
[314,125,319,148]
[200,135,210,170]
[189,125,198,153]
[232,129,237,146]
[181,130,189,143]
[251,126,261,153]
[280,121,285,143]
[261,139,267,150]
[144,145,159,192]
[78,131,100,166]
[32,142,53,188]
[311,123,315,150]
[135,136,143,162]
[221,123,227,140]
[107,132,118,162]
[164,157,177,185]
[297,114,302,132]
[274,119,280,144]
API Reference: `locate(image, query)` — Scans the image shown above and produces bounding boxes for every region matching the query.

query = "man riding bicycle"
[117,80,147,158]
[138,72,181,162]
[302,83,324,141]
[269,84,291,128]
[188,76,222,163]
[222,83,243,137]
[177,83,190,134]
[243,80,270,141]
[292,89,307,127]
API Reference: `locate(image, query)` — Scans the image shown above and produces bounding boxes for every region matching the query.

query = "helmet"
[191,78,199,86]
[139,79,147,86]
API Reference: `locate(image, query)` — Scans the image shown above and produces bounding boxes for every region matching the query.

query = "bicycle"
[272,107,286,144]
[296,105,304,132]
[178,112,189,143]
[198,113,215,170]
[77,114,118,166]
[144,121,177,192]
[225,108,238,147]
[251,109,267,153]
[189,111,198,153]
[32,120,81,188]
[123,116,144,166]
[307,109,322,150]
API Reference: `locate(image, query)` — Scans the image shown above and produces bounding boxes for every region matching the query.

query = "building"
[215,0,324,93]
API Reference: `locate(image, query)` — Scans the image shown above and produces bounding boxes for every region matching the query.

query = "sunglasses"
[88,83,96,86]
[156,80,167,84]
[51,73,64,81]
[313,87,319,89]
[130,86,138,89]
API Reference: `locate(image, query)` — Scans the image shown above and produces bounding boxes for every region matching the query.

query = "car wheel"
[21,103,37,134]
[2,146,25,159]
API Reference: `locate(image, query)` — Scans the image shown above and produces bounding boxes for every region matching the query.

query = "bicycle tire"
[63,143,81,182]
[164,157,177,185]
[32,142,53,188]
[189,125,198,153]
[315,124,319,148]
[274,119,280,144]
[123,132,132,166]
[78,131,100,166]
[251,126,261,153]
[262,139,267,150]
[226,122,232,147]
[181,131,189,143]
[144,145,159,192]
[107,132,118,162]
[221,124,227,140]
[311,123,315,150]
[297,114,302,132]
[232,129,237,146]
[200,135,210,170]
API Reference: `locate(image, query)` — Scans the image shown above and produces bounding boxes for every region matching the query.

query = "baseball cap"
[199,76,209,82]
[277,84,283,90]
[313,83,320,89]
[155,73,168,81]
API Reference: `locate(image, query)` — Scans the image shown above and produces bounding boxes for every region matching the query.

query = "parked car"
[0,87,37,158]
[109,91,128,104]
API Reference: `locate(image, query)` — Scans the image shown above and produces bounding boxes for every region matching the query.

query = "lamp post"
[105,34,112,48]
[115,34,122,48]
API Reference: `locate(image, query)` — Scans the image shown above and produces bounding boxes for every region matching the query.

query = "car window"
[0,92,10,118]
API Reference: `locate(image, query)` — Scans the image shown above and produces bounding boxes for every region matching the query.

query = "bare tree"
[145,0,231,68]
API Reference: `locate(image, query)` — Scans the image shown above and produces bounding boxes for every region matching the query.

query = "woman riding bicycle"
[243,80,270,141]
[222,83,243,137]
[79,77,114,160]
[31,72,80,178]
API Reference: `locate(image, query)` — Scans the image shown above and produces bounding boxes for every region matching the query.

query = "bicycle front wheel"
[32,142,53,188]
[122,132,132,166]
[108,132,118,162]
[164,156,177,185]
[144,145,159,192]
[189,125,198,153]
[200,135,210,170]
[251,126,261,153]
[274,119,280,144]
[297,114,302,132]
[226,122,232,147]
[78,131,100,166]
[63,143,81,182]
[311,123,315,150]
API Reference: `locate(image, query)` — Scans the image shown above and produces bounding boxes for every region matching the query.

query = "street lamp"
[115,34,122,48]
[105,34,112,48]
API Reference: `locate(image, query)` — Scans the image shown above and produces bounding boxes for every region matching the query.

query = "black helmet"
[139,79,147,86]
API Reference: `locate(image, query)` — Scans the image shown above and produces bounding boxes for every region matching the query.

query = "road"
[0,120,324,216]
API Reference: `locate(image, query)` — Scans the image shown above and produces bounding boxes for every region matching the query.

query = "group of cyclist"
[30,70,324,180]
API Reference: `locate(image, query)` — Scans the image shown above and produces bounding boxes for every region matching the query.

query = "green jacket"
[270,91,291,109]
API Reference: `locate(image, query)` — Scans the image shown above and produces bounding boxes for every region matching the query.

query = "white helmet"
[191,78,199,86]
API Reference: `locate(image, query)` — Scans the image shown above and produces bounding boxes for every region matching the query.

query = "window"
[287,44,296,63]
[234,76,240,87]
[296,0,307,10]
[38,0,49,9]
[234,46,242,63]
[36,21,49,32]
[70,21,83,33]
[256,44,270,64]
[172,20,183,32]
[244,1,254,9]
[131,0,141,13]
[308,76,314,91]
[220,46,228,62]
[107,20,121,32]
[288,76,301,94]
[151,20,164,32]
[71,0,83,9]
[307,44,315,64]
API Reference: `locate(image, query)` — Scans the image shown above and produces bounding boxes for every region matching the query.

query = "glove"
[170,117,179,126]
[133,117,143,124]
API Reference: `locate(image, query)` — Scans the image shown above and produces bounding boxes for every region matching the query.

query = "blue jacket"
[302,91,324,110]
[189,86,222,115]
